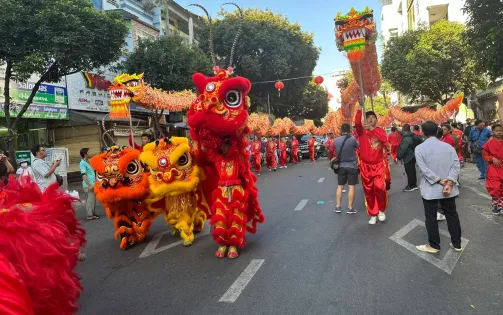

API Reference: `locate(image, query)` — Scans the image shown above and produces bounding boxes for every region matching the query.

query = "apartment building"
[381,0,467,45]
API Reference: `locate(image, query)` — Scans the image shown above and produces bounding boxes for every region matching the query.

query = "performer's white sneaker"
[368,216,377,225]
[378,211,386,222]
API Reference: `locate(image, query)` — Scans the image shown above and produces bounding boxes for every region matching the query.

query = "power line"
[250,71,339,85]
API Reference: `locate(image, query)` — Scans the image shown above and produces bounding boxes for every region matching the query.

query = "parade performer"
[355,109,389,224]
[291,136,299,164]
[308,135,316,161]
[252,136,262,175]
[326,132,336,160]
[482,124,503,215]
[0,173,85,315]
[388,127,402,162]
[279,138,288,168]
[187,3,264,259]
[266,137,278,171]
[451,123,464,164]
[90,146,157,249]
[139,137,209,246]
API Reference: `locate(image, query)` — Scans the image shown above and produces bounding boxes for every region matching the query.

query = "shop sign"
[82,72,112,90]
[0,80,68,120]
[15,151,33,166]
[113,126,145,137]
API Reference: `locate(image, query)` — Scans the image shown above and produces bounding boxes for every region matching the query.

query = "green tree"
[382,21,487,104]
[291,81,328,120]
[463,0,503,81]
[124,35,213,92]
[381,28,425,100]
[364,96,390,116]
[0,0,128,156]
[198,8,321,119]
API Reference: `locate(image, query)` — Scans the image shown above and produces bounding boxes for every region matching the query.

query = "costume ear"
[192,73,207,94]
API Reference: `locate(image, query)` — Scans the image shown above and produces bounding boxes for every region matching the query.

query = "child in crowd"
[482,124,503,215]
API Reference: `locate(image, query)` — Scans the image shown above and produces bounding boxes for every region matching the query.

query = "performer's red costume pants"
[266,154,277,169]
[309,148,315,161]
[253,153,261,173]
[329,150,336,160]
[211,185,248,248]
[280,151,287,167]
[389,144,398,161]
[291,149,298,164]
[360,161,388,216]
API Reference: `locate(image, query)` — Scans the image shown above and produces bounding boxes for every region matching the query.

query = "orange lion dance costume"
[188,3,265,259]
[90,146,157,249]
[0,176,85,315]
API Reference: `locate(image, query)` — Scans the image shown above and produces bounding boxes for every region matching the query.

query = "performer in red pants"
[266,137,277,171]
[251,136,262,175]
[355,109,389,225]
[279,138,288,168]
[326,132,336,160]
[291,136,299,164]
[387,127,401,162]
[308,135,315,162]
[482,124,503,215]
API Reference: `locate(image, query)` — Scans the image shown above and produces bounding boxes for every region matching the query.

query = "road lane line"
[318,177,325,183]
[219,259,264,303]
[294,199,308,211]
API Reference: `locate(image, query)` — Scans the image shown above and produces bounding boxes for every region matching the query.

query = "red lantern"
[314,76,324,85]
[274,81,284,97]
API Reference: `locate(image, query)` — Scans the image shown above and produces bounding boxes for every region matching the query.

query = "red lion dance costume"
[0,176,85,314]
[188,3,265,259]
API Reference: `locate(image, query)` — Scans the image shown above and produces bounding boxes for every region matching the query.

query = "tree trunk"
[382,91,388,108]
[157,109,166,138]
[3,61,16,166]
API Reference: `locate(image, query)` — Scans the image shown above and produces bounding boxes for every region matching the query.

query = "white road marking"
[219,259,264,303]
[462,185,491,200]
[389,219,469,275]
[139,223,210,258]
[470,205,500,224]
[318,177,325,183]
[294,199,309,211]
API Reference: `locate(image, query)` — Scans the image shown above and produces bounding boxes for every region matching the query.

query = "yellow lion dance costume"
[140,137,209,246]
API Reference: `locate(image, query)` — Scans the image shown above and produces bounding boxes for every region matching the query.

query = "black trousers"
[422,197,462,250]
[404,158,417,187]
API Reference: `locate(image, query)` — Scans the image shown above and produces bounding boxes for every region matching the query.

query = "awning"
[69,110,146,125]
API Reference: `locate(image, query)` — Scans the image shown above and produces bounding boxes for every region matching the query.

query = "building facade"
[381,0,467,45]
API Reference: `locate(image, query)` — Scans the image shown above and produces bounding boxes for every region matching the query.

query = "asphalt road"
[76,160,503,315]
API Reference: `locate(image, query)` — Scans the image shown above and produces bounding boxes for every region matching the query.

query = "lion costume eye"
[224,90,242,108]
[96,173,103,180]
[126,161,140,175]
[158,157,168,168]
[176,153,191,168]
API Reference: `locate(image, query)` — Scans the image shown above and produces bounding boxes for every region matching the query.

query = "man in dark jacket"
[397,124,419,192]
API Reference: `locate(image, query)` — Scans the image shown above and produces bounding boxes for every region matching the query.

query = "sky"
[177,0,383,75]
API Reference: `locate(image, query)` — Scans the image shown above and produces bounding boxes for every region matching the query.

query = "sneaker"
[273,168,277,172]
[368,216,377,225]
[342,189,347,193]
[378,211,386,222]
[437,212,446,221]
[450,243,463,252]
[334,207,342,213]
[284,166,287,168]
[403,186,415,192]
[347,208,357,214]
[492,204,501,215]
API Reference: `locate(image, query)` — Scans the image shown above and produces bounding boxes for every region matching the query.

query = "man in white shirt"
[31,145,60,191]
[414,121,463,253]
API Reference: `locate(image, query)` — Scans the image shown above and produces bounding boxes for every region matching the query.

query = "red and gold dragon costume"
[188,3,265,259]
[90,146,157,249]
[0,177,85,314]
[139,137,209,246]
[246,7,463,137]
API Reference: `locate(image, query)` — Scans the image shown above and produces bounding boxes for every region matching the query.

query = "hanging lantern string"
[250,71,335,85]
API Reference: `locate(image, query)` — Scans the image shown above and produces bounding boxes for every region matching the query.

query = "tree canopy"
[463,0,503,81]
[198,8,325,120]
[124,35,213,91]
[0,0,128,147]
[381,21,486,104]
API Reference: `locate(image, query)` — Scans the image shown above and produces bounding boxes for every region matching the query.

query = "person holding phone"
[31,145,60,191]
[0,151,14,176]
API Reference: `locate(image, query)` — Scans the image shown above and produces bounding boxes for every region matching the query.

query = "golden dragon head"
[108,73,146,119]
[335,7,376,61]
